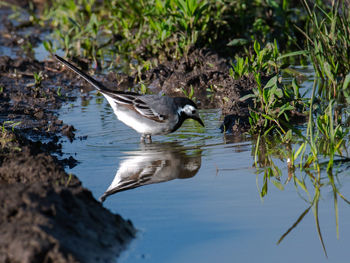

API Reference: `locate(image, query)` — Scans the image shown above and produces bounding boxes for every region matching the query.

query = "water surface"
[60,89,350,263]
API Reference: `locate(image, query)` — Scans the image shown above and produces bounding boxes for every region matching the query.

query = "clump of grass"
[230,40,307,136]
[181,85,196,100]
[33,71,44,86]
[0,121,21,152]
[299,0,350,98]
[253,114,350,257]
[244,75,304,136]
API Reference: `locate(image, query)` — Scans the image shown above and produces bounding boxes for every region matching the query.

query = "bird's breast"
[115,107,177,135]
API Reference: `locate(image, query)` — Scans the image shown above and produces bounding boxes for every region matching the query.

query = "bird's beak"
[193,116,205,127]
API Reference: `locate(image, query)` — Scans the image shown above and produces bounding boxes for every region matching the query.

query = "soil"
[0,6,135,263]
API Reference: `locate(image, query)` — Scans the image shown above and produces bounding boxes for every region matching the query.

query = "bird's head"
[175,98,204,127]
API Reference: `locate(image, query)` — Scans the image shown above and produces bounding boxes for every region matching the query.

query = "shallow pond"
[60,75,350,263]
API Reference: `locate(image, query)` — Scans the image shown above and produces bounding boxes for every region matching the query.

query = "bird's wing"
[54,55,173,123]
[105,93,168,122]
[133,98,168,122]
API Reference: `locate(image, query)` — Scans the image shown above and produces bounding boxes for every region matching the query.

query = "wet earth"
[0,3,261,262]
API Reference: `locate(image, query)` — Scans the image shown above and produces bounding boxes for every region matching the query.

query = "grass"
[299,0,350,99]
[33,0,309,71]
[229,40,308,136]
[0,121,21,152]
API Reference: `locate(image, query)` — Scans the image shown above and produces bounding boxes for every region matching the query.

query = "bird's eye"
[192,110,196,114]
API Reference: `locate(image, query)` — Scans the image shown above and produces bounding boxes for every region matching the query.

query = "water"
[60,90,350,263]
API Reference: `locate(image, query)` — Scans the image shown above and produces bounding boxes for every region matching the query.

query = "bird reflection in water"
[100,142,202,201]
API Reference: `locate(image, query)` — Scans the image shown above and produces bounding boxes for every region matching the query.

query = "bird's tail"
[54,54,106,91]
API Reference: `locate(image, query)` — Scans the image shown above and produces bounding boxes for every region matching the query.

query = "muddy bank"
[0,151,134,263]
[0,54,135,262]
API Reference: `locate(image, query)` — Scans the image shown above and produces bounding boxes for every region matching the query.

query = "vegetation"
[0,121,21,152]
[36,0,308,69]
[300,0,350,98]
[228,1,350,254]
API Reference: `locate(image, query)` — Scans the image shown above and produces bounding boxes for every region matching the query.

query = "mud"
[0,6,135,262]
[0,180,135,263]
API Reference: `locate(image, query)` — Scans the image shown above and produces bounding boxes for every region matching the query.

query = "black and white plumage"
[55,55,204,141]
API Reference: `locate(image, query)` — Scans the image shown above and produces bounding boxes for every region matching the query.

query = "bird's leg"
[145,134,152,143]
[140,134,146,142]
[140,134,152,143]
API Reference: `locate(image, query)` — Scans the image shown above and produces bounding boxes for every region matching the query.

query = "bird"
[54,55,204,142]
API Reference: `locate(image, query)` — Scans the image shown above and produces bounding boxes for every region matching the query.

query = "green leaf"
[240,93,256,101]
[254,40,260,55]
[275,88,283,98]
[263,87,269,104]
[43,40,52,52]
[278,103,294,117]
[268,83,278,105]
[324,62,334,81]
[277,50,308,60]
[292,78,300,98]
[261,113,276,122]
[294,142,305,161]
[294,177,307,193]
[342,73,350,90]
[264,75,278,89]
[266,0,279,8]
[227,38,249,46]
[261,172,268,197]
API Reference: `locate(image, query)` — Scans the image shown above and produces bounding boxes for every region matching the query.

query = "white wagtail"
[54,55,204,142]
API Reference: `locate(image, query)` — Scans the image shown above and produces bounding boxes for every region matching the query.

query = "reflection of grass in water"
[253,88,350,256]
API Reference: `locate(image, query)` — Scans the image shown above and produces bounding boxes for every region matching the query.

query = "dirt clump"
[0,181,135,263]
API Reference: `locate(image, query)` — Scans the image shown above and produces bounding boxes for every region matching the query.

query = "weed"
[181,85,196,101]
[43,40,57,54]
[56,86,62,97]
[0,121,21,151]
[241,75,306,136]
[299,0,350,98]
[33,71,44,86]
